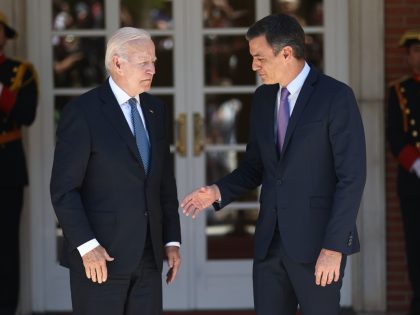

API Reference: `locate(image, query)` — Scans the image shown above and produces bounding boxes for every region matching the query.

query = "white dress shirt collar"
[281,62,311,96]
[108,76,140,106]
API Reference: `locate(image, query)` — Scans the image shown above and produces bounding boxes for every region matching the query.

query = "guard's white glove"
[411,158,420,178]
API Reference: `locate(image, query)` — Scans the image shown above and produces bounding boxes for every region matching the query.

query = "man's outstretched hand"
[181,185,221,219]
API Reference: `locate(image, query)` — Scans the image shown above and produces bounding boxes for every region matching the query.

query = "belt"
[0,129,22,145]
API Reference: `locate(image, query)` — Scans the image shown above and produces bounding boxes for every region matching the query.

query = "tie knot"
[280,88,289,101]
[128,97,137,109]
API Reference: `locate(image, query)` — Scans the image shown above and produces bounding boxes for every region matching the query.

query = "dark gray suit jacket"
[215,68,366,263]
[50,79,181,274]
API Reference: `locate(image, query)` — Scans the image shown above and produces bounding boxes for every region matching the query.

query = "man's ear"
[283,46,293,60]
[112,55,123,74]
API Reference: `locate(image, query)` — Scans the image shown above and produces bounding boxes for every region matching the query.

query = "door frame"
[21,0,387,312]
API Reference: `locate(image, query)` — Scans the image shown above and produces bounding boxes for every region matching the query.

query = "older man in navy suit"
[51,27,181,315]
[181,14,366,315]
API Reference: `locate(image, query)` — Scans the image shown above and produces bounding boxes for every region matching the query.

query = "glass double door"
[39,0,343,311]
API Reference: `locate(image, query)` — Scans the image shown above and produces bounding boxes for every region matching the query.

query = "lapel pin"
[149,109,154,114]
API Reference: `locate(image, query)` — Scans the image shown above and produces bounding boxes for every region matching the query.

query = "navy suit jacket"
[50,79,181,274]
[215,68,366,263]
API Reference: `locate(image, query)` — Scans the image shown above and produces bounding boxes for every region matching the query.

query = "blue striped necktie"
[128,97,150,173]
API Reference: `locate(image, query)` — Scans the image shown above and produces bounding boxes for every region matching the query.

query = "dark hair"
[246,14,305,59]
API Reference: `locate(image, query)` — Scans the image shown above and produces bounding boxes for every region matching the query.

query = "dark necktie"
[128,97,150,173]
[277,87,290,153]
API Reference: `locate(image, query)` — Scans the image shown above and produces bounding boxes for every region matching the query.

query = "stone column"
[349,0,387,312]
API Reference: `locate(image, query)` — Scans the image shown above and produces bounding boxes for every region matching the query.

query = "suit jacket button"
[277,179,283,185]
[144,211,149,217]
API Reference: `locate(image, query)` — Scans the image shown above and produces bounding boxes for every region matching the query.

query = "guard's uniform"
[388,74,420,315]
[0,53,38,314]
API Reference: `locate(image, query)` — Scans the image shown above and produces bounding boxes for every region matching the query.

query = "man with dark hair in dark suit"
[0,10,38,315]
[388,30,420,315]
[181,13,366,315]
[50,27,181,315]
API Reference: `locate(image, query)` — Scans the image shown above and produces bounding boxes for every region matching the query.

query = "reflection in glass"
[54,96,76,128]
[203,0,255,28]
[206,152,258,202]
[205,35,255,86]
[305,33,323,71]
[53,36,106,87]
[205,94,252,145]
[152,36,174,87]
[207,208,258,259]
[52,0,105,30]
[121,0,173,30]
[154,95,174,145]
[271,0,323,26]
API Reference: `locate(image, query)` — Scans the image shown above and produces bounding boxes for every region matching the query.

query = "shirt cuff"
[165,242,181,247]
[77,239,100,257]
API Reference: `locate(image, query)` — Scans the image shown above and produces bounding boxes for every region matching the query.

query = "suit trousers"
[70,227,162,315]
[253,228,347,315]
[0,187,23,315]
[399,194,420,314]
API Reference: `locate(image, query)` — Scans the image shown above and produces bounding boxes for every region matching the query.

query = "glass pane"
[271,0,324,26]
[305,33,323,71]
[205,94,252,145]
[207,208,258,259]
[52,0,105,30]
[54,95,76,128]
[154,95,174,145]
[120,0,173,30]
[53,36,106,87]
[153,36,174,87]
[203,0,255,28]
[206,151,259,202]
[205,35,255,86]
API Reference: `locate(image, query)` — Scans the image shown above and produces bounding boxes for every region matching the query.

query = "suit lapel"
[263,84,280,164]
[280,68,318,158]
[99,80,146,177]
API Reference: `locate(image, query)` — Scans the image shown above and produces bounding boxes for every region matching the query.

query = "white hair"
[105,27,151,73]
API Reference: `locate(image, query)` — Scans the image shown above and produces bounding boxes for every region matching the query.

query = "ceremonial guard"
[388,30,420,315]
[0,11,38,315]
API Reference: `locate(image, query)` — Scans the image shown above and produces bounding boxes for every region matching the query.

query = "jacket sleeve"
[160,102,181,244]
[50,102,95,250]
[322,86,366,253]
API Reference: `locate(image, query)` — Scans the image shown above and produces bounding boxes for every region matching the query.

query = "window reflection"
[203,0,255,28]
[120,0,173,30]
[205,94,252,145]
[271,0,323,26]
[206,152,258,202]
[271,0,324,71]
[153,95,174,145]
[54,96,76,127]
[305,33,323,71]
[52,0,105,30]
[152,36,174,87]
[205,35,255,86]
[53,36,106,87]
[207,208,258,259]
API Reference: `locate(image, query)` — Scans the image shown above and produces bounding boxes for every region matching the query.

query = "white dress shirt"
[77,77,180,256]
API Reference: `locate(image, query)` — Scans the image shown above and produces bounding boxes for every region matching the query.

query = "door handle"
[176,113,187,156]
[193,112,204,156]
